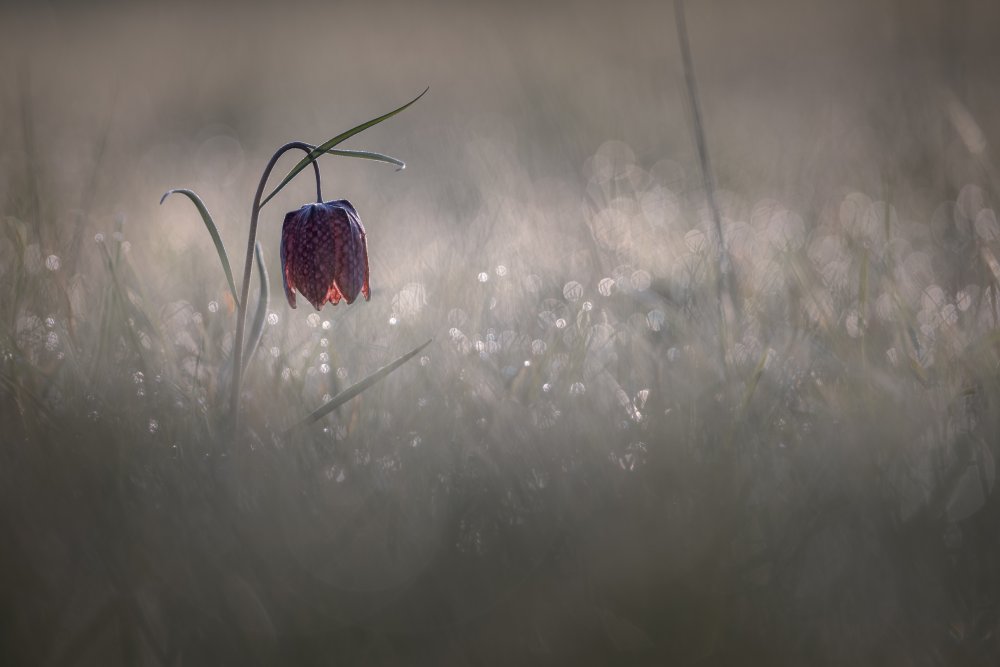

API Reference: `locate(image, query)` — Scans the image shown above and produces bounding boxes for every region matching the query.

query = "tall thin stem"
[230,142,322,430]
[673,0,737,371]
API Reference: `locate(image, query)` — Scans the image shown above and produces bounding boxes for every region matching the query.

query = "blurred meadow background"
[3,0,1000,664]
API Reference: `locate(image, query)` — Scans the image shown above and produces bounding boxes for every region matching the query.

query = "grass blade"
[244,242,269,369]
[160,188,240,309]
[322,148,405,170]
[286,338,432,432]
[259,87,428,208]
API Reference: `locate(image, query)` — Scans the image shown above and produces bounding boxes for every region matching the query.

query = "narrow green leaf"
[260,87,428,208]
[244,242,269,369]
[286,338,432,432]
[323,148,405,170]
[160,189,240,309]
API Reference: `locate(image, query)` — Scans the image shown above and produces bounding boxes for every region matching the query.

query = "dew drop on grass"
[45,317,55,328]
[94,233,104,243]
[306,313,320,327]
[957,288,974,311]
[322,393,332,402]
[598,277,615,296]
[555,318,567,329]
[542,383,552,392]
[270,346,279,357]
[208,300,219,313]
[636,389,650,408]
[267,312,279,325]
[419,355,430,367]
[45,255,60,271]
[922,285,946,312]
[582,301,593,311]
[318,352,329,362]
[942,304,958,326]
[975,209,1000,241]
[845,311,862,338]
[389,316,399,326]
[646,309,666,331]
[631,270,651,291]
[685,229,707,253]
[337,367,348,379]
[478,272,489,283]
[495,265,508,277]
[531,339,547,355]
[875,293,895,321]
[563,281,584,302]
[133,371,144,384]
[148,418,159,434]
[570,382,586,395]
[319,363,330,374]
[322,320,332,330]
[281,367,292,381]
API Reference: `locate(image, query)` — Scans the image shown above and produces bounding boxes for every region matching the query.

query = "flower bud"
[280,200,370,310]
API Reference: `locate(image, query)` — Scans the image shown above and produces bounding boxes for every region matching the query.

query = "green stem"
[231,141,322,430]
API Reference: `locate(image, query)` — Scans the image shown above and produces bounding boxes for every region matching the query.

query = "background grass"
[3,0,1000,664]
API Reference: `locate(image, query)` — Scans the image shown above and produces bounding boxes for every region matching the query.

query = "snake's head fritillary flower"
[280,199,371,311]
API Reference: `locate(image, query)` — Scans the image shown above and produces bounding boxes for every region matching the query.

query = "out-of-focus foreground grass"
[3,1,1000,664]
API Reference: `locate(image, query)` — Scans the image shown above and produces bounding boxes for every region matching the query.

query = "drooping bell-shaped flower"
[280,199,371,310]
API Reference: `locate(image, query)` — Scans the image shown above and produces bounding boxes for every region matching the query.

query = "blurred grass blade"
[97,240,153,374]
[244,242,269,369]
[260,87,428,208]
[287,338,432,432]
[323,148,405,170]
[160,188,240,309]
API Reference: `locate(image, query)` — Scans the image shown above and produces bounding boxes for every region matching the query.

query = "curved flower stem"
[231,141,322,429]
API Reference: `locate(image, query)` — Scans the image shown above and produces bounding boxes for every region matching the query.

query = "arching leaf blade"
[160,188,240,309]
[243,242,270,370]
[260,86,428,208]
[323,149,405,170]
[286,338,432,432]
